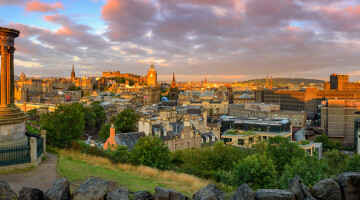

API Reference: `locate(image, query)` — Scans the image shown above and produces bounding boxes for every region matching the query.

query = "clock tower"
[146,64,157,87]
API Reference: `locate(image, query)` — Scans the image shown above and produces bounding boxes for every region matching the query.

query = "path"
[0,153,59,194]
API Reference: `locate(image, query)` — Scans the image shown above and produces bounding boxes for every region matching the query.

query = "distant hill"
[240,78,325,85]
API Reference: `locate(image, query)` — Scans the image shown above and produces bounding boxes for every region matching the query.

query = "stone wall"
[1,172,360,200]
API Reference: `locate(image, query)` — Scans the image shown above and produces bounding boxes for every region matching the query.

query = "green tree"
[69,86,81,91]
[40,103,85,148]
[265,136,306,176]
[231,153,278,190]
[89,101,107,127]
[109,145,130,163]
[111,109,139,133]
[344,154,360,172]
[279,156,329,189]
[130,135,171,170]
[324,150,349,175]
[98,123,111,140]
[315,134,341,151]
[27,108,39,121]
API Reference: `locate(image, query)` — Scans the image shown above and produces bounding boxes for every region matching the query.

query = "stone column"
[9,47,14,105]
[1,46,8,107]
[30,137,37,165]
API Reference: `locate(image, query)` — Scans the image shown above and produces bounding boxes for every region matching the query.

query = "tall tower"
[204,77,207,85]
[171,72,176,89]
[170,72,178,100]
[0,27,28,147]
[266,75,269,89]
[146,64,157,87]
[71,64,75,79]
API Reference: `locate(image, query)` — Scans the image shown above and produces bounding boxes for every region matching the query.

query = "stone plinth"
[0,106,28,147]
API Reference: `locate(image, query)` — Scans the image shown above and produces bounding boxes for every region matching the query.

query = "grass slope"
[56,149,211,197]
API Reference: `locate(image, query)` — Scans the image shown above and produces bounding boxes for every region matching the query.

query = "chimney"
[110,124,115,138]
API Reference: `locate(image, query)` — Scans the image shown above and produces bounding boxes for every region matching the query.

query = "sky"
[1,0,360,82]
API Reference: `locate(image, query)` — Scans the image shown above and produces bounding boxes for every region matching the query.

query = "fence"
[0,145,31,167]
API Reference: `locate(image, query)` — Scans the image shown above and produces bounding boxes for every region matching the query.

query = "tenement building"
[324,73,360,91]
[321,99,360,148]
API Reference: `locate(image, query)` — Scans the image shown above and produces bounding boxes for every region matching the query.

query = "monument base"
[0,105,28,147]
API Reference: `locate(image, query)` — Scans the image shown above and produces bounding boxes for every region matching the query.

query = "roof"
[114,132,146,150]
[239,94,252,99]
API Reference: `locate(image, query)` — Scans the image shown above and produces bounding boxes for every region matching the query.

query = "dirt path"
[0,153,59,194]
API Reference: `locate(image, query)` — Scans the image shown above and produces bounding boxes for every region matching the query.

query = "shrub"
[109,145,130,163]
[344,154,360,172]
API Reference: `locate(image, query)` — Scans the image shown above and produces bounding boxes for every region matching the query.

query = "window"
[263,136,267,141]
[212,136,215,141]
[238,139,245,145]
[201,138,204,143]
[249,137,254,143]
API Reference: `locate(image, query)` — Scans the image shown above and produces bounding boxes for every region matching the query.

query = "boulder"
[134,191,154,200]
[0,179,17,200]
[154,187,188,200]
[229,184,254,200]
[337,172,360,200]
[193,184,225,200]
[72,177,110,200]
[18,186,44,200]
[107,188,129,200]
[254,189,295,200]
[44,178,71,200]
[288,175,315,200]
[310,179,341,200]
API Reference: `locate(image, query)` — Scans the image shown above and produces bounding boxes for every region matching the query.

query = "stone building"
[321,99,360,147]
[233,93,255,104]
[324,73,360,91]
[146,64,157,87]
[182,91,229,116]
[14,72,42,102]
[228,103,306,129]
[74,76,93,95]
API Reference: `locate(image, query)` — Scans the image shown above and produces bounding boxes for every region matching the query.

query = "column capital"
[7,47,15,54]
[0,46,10,53]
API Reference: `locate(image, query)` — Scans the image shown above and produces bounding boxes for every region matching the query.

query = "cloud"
[25,0,64,13]
[0,0,25,6]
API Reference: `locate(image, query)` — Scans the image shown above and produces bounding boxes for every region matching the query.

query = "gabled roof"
[114,132,146,150]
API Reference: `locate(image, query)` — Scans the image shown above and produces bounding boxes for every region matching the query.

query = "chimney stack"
[110,124,115,138]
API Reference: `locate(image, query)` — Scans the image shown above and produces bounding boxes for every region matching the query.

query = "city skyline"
[1,0,360,81]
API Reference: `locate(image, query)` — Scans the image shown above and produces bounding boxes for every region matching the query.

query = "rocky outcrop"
[134,191,154,200]
[72,177,110,200]
[44,178,71,200]
[193,184,225,200]
[106,188,129,200]
[254,189,295,200]
[154,187,189,200]
[19,186,44,200]
[288,175,315,200]
[230,184,254,200]
[0,179,17,200]
[337,172,360,200]
[310,179,341,200]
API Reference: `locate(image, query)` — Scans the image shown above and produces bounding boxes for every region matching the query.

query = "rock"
[134,191,154,200]
[44,178,71,200]
[337,172,360,200]
[310,179,341,200]
[107,188,129,200]
[18,186,44,200]
[0,179,17,200]
[288,175,315,200]
[72,177,110,200]
[229,184,254,200]
[154,187,188,200]
[254,189,295,200]
[193,184,225,200]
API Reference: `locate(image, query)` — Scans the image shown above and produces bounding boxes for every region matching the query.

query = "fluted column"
[1,46,8,107]
[9,47,14,105]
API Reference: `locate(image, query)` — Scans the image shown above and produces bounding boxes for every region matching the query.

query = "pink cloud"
[25,0,64,13]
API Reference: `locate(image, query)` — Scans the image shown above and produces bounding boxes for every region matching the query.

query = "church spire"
[71,64,75,79]
[171,72,176,88]
[266,75,269,89]
[204,76,207,85]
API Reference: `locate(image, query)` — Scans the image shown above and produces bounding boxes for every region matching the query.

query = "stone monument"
[0,27,28,147]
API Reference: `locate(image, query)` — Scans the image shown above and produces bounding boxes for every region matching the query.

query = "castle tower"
[71,64,75,79]
[146,64,157,87]
[0,27,28,147]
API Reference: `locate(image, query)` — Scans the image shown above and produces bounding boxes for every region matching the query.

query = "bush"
[130,135,171,170]
[231,153,278,190]
[315,134,341,151]
[109,145,130,163]
[324,150,349,175]
[279,156,329,189]
[344,154,360,172]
